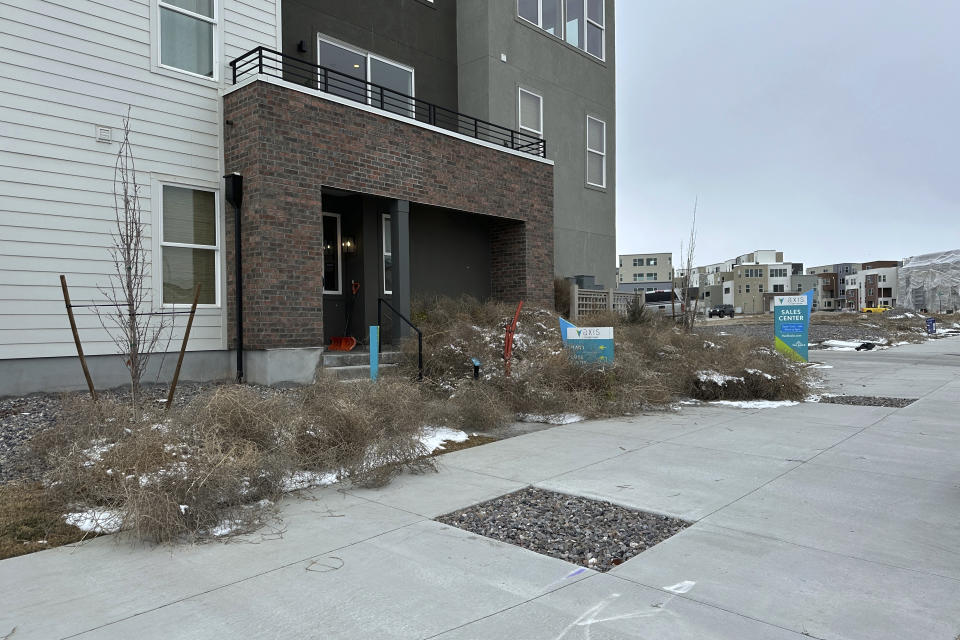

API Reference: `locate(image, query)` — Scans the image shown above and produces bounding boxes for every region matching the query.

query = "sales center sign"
[774,295,810,362]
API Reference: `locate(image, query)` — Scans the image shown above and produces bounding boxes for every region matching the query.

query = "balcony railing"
[229,47,547,158]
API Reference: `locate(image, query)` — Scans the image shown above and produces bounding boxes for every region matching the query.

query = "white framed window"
[585,0,605,59]
[647,257,657,266]
[158,0,217,79]
[586,115,606,187]
[322,213,342,295]
[518,0,604,60]
[632,258,641,267]
[518,0,563,36]
[518,87,543,136]
[318,35,415,117]
[159,184,219,306]
[633,273,641,282]
[382,214,393,295]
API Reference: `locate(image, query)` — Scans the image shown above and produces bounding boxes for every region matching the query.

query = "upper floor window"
[517,0,605,60]
[586,115,606,187]
[159,0,216,78]
[318,35,414,117]
[518,0,563,36]
[632,258,641,267]
[646,257,657,266]
[518,88,543,135]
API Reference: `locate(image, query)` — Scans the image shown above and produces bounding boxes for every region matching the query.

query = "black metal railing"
[229,47,546,158]
[377,297,423,381]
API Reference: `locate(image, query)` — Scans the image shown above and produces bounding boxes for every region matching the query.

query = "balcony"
[229,47,546,158]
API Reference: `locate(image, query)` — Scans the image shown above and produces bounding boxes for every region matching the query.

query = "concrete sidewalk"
[2,338,959,639]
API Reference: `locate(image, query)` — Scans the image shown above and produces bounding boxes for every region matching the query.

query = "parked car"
[708,304,735,318]
[860,306,891,313]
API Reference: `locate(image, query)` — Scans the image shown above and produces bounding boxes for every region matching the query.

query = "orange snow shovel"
[329,281,361,351]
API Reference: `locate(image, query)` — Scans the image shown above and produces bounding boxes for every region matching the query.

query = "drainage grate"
[436,487,689,572]
[820,396,917,408]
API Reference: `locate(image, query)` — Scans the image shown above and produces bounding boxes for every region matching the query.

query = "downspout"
[224,173,244,382]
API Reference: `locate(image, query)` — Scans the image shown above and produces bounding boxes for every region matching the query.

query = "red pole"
[503,301,523,377]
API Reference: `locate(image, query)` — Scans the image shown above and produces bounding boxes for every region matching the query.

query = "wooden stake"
[166,284,201,410]
[60,275,97,401]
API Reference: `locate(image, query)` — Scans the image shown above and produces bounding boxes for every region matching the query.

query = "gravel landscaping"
[436,487,689,572]
[819,395,917,408]
[698,321,911,346]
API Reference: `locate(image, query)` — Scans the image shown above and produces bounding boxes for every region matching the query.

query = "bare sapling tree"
[679,197,699,331]
[98,108,168,413]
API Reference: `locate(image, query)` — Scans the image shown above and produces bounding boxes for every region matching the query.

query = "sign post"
[774,294,810,362]
[565,326,615,364]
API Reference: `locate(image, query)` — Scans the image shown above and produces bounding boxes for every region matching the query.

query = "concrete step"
[318,363,399,381]
[322,350,401,367]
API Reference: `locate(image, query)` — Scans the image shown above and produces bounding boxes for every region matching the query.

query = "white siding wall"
[0,0,279,360]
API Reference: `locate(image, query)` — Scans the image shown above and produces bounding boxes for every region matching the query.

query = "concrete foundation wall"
[0,350,233,398]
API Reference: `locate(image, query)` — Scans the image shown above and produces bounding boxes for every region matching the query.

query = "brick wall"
[223,79,554,349]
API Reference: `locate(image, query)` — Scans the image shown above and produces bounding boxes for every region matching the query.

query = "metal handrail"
[377,297,423,381]
[228,47,547,158]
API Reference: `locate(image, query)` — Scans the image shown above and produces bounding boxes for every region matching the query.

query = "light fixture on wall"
[342,237,356,253]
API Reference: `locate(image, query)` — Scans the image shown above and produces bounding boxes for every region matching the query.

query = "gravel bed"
[0,381,281,485]
[436,487,689,572]
[819,395,917,408]
[698,322,906,346]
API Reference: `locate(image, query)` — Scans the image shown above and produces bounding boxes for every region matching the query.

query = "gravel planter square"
[436,487,690,572]
[820,395,916,408]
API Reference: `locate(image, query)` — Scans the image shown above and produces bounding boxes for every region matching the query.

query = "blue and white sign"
[774,293,810,362]
[565,326,615,364]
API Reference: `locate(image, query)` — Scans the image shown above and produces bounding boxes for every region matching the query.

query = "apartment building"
[0,0,616,395]
[617,252,672,291]
[805,263,861,310]
[842,261,900,309]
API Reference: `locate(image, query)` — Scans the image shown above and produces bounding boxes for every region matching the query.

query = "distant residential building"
[805,263,861,310]
[843,262,900,309]
[618,253,673,285]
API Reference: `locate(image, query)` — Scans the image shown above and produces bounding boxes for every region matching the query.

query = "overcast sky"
[614,0,959,269]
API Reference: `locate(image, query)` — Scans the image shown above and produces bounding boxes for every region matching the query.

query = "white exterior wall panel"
[0,0,279,360]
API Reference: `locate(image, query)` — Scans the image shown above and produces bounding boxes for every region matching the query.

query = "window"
[773,284,784,293]
[160,185,218,305]
[633,273,641,282]
[646,273,656,280]
[770,268,787,278]
[159,0,216,78]
[318,36,415,117]
[586,115,606,187]
[322,213,341,294]
[382,214,392,295]
[797,284,803,292]
[745,284,751,293]
[632,258,641,267]
[646,258,657,266]
[585,0,604,58]
[758,285,764,293]
[724,287,731,294]
[518,0,563,36]
[518,88,543,135]
[738,286,742,294]
[517,0,604,60]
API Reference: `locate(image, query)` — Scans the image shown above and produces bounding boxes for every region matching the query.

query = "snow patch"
[745,368,775,380]
[696,370,744,385]
[64,509,122,533]
[518,413,585,425]
[710,400,800,409]
[281,471,338,492]
[421,426,470,453]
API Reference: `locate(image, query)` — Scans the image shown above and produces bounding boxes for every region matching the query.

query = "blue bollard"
[370,326,379,380]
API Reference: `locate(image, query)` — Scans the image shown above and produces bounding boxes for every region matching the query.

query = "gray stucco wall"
[410,204,492,301]
[457,0,617,288]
